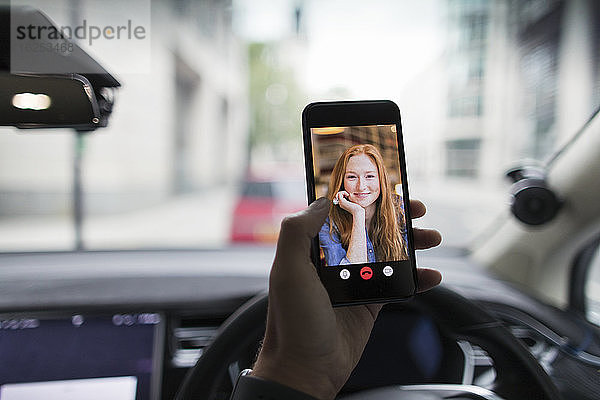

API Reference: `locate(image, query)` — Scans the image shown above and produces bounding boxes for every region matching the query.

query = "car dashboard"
[0,248,598,400]
[0,248,270,399]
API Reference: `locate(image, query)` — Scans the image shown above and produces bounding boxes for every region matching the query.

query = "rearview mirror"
[0,72,101,130]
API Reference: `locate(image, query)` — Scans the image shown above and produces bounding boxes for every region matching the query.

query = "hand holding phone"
[302,100,418,306]
[252,198,442,398]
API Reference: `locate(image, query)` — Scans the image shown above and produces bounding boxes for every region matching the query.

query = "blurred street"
[0,179,506,251]
[0,186,236,251]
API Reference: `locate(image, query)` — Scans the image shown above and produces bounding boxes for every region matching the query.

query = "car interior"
[1,1,600,400]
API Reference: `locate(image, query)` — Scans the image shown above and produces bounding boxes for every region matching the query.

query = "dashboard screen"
[0,313,162,400]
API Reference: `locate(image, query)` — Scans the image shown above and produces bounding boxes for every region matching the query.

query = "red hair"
[327,144,407,261]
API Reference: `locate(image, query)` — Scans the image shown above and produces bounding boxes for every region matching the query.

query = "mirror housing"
[0,5,120,131]
[0,72,104,130]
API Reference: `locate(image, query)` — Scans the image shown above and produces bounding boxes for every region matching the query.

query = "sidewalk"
[0,186,236,251]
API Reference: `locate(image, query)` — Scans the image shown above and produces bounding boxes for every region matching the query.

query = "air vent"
[170,317,224,368]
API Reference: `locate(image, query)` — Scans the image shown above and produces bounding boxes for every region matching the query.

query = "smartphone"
[302,100,417,306]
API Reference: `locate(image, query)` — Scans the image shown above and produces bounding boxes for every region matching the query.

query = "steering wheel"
[176,286,562,400]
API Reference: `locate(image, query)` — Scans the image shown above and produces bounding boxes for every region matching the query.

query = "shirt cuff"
[230,373,320,400]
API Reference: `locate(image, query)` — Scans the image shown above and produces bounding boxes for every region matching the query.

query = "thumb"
[275,198,331,263]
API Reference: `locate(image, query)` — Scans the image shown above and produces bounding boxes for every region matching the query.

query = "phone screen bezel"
[302,100,417,306]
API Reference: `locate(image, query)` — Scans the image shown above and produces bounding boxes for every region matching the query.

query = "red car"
[230,179,306,243]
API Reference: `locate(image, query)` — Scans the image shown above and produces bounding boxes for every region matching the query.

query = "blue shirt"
[318,217,376,266]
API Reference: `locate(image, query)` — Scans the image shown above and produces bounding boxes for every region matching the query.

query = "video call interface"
[311,124,411,283]
[0,313,161,400]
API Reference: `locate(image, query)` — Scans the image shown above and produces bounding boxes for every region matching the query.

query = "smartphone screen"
[302,100,417,306]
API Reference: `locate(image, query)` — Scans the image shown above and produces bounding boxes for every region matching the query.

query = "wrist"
[351,208,366,220]
[252,355,339,400]
[231,370,320,400]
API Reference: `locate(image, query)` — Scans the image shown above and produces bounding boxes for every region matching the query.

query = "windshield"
[1,0,598,251]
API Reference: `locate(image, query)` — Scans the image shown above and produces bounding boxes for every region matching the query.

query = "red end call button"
[360,266,373,280]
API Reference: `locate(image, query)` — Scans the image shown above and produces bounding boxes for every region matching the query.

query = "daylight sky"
[234,0,445,99]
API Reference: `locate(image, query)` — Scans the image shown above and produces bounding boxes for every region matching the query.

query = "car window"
[1,0,599,252]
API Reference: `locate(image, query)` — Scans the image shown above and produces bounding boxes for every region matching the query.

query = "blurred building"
[407,0,600,184]
[0,0,248,215]
[462,0,598,180]
[513,0,599,158]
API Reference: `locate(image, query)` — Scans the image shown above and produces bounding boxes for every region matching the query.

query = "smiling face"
[343,153,381,209]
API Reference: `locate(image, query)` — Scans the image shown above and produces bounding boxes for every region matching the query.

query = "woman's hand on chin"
[336,191,364,217]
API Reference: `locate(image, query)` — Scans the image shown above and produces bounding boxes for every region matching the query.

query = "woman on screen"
[318,144,408,266]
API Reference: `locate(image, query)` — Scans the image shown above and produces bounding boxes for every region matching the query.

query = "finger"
[416,268,442,293]
[275,198,331,263]
[410,199,426,219]
[266,199,336,351]
[338,194,354,210]
[283,197,331,240]
[413,227,442,249]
